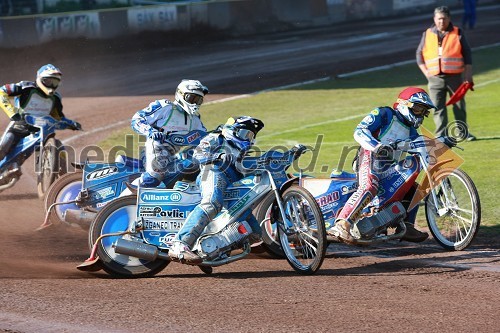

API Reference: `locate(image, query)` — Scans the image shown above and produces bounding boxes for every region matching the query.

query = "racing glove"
[10,113,22,122]
[149,131,165,142]
[373,143,393,158]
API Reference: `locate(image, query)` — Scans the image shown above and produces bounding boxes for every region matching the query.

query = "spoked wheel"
[425,168,481,251]
[44,171,83,225]
[37,137,59,199]
[277,185,326,274]
[90,195,169,277]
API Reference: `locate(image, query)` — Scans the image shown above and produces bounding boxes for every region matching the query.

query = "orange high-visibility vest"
[422,27,464,75]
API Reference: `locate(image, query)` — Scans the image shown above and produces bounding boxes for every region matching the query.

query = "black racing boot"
[398,222,429,243]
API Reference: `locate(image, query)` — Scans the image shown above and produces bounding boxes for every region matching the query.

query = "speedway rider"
[0,64,81,161]
[328,87,436,244]
[131,79,209,187]
[168,116,265,264]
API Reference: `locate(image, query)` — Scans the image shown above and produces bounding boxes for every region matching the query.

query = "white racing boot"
[168,241,202,265]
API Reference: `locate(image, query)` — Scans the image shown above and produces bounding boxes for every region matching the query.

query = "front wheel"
[37,137,61,199]
[276,186,327,275]
[89,195,169,277]
[425,168,481,251]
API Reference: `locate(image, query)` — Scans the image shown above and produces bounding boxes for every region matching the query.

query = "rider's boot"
[327,219,355,244]
[398,222,429,243]
[168,240,202,265]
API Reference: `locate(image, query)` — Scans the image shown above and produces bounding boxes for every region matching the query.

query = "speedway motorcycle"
[0,114,79,198]
[41,130,206,230]
[260,135,480,255]
[77,144,327,277]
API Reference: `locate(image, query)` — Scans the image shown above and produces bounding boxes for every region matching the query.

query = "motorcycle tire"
[37,137,59,199]
[277,185,327,275]
[44,171,83,225]
[425,168,481,251]
[253,192,286,258]
[89,195,170,278]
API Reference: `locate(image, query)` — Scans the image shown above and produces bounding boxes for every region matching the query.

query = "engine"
[198,221,252,259]
[352,201,406,239]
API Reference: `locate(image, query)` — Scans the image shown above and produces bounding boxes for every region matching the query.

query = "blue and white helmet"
[36,64,62,96]
[174,79,209,116]
[222,116,264,151]
[394,87,436,128]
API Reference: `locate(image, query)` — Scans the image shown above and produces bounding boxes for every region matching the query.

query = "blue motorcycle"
[77,144,327,277]
[41,130,206,230]
[0,114,79,198]
[262,135,480,253]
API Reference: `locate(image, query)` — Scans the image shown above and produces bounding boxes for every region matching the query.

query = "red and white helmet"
[393,87,435,128]
[36,64,62,96]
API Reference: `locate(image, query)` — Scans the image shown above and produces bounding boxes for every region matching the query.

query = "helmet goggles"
[235,128,255,141]
[396,98,431,117]
[184,93,203,105]
[41,77,60,89]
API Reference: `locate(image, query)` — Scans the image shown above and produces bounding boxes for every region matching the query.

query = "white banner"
[36,13,101,42]
[128,5,178,32]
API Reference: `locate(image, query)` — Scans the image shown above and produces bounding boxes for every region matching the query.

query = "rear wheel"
[89,195,169,277]
[425,168,481,251]
[44,171,83,225]
[277,185,326,275]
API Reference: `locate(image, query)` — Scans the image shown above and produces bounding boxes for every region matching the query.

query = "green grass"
[100,45,500,232]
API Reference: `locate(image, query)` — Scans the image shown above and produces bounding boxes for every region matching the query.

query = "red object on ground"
[446,81,474,106]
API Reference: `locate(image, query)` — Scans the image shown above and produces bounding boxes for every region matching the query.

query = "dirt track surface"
[1,5,500,333]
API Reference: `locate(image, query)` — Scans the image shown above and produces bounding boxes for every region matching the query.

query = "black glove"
[149,131,165,142]
[10,113,22,122]
[216,153,235,165]
[374,144,393,158]
[71,121,82,131]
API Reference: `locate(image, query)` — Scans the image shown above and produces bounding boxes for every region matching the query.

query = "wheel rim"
[54,181,82,221]
[426,173,478,248]
[99,205,145,267]
[280,192,322,270]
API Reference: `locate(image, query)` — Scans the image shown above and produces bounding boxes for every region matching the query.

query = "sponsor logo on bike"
[86,166,119,180]
[141,192,183,202]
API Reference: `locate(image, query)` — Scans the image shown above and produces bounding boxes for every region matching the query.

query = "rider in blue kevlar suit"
[328,87,436,244]
[169,116,265,264]
[0,64,81,162]
[131,80,208,187]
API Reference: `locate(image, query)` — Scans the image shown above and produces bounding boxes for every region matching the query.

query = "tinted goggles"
[184,93,203,105]
[41,77,60,89]
[411,103,431,117]
[235,128,255,141]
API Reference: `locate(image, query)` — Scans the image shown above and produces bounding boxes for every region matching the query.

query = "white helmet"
[174,79,209,116]
[36,64,62,96]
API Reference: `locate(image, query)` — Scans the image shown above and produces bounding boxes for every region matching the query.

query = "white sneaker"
[168,241,202,265]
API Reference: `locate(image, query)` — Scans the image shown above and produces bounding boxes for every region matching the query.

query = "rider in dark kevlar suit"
[0,64,81,162]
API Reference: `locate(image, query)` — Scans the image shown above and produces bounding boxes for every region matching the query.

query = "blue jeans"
[176,164,261,248]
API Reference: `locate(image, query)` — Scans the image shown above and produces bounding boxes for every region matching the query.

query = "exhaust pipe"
[64,209,97,229]
[113,238,170,261]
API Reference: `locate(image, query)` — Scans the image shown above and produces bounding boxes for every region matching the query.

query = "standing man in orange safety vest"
[416,6,476,141]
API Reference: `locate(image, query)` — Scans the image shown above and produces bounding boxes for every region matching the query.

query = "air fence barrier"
[0,0,491,48]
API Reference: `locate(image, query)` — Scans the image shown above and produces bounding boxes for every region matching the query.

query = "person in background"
[462,0,477,29]
[416,6,476,141]
[0,64,81,162]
